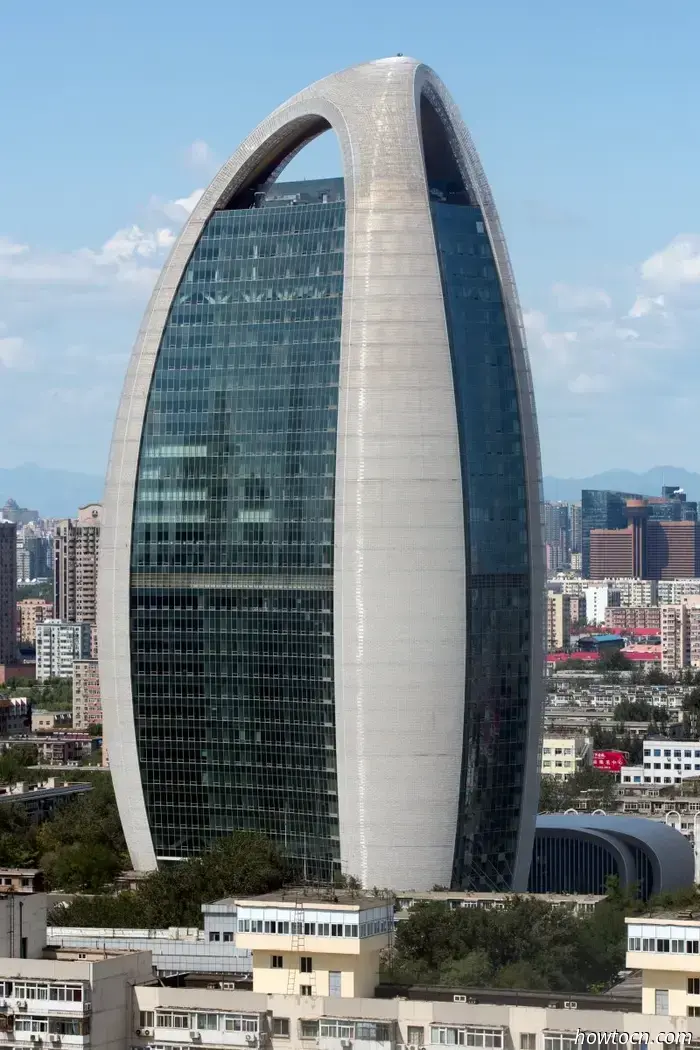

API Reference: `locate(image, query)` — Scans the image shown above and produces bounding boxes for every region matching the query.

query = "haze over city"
[2,0,700,480]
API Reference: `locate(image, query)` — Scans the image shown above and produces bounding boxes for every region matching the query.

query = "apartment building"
[0,521,16,667]
[16,598,52,645]
[605,605,662,631]
[540,735,590,779]
[72,658,101,729]
[546,593,571,651]
[620,739,700,786]
[661,596,700,673]
[627,912,700,1017]
[53,504,101,626]
[35,620,91,681]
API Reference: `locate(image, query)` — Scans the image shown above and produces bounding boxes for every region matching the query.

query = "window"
[544,1038,577,1050]
[345,925,358,937]
[156,1012,190,1029]
[331,923,343,936]
[408,1027,425,1045]
[196,1014,219,1031]
[628,937,641,951]
[655,989,669,1015]
[301,1021,319,1038]
[521,1038,537,1050]
[139,1012,154,1028]
[271,955,283,969]
[304,923,316,935]
[689,1007,700,1017]
[672,940,684,953]
[688,978,700,995]
[300,957,313,973]
[209,931,220,942]
[224,1015,258,1033]
[273,1018,290,1037]
[300,985,312,997]
[14,1018,48,1033]
[430,1028,503,1047]
[657,939,670,952]
[689,941,700,953]
[223,931,233,942]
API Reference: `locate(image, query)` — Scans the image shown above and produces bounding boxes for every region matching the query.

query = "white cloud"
[628,293,666,318]
[186,140,216,169]
[567,372,610,395]
[551,283,612,312]
[0,334,32,370]
[641,235,700,290]
[161,188,205,222]
[0,237,28,257]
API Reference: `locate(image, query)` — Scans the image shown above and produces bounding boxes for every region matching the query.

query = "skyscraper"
[99,57,544,891]
[581,489,643,577]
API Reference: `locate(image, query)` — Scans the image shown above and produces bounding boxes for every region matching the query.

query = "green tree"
[0,745,39,787]
[684,687,700,737]
[50,831,289,928]
[42,843,121,893]
[28,678,72,713]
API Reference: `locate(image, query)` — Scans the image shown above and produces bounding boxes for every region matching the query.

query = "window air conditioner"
[189,1031,201,1041]
[50,1035,60,1044]
[564,1001,578,1010]
[340,1040,352,1049]
[140,1029,153,1037]
[453,995,467,1002]
[246,1037,258,1047]
[17,1001,27,1010]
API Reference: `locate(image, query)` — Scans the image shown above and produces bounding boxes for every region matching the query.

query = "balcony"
[148,1027,260,1047]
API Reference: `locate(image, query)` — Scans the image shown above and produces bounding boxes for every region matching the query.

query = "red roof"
[547,652,600,663]
[628,627,660,637]
[624,650,661,661]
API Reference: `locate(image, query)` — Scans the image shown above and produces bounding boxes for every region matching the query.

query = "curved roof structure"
[533,814,694,897]
[99,56,544,890]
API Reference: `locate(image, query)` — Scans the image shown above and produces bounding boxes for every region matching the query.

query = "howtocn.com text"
[575,1033,694,1046]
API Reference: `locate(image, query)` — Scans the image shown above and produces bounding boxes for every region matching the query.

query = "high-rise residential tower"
[99,57,545,890]
[0,522,17,666]
[54,504,102,627]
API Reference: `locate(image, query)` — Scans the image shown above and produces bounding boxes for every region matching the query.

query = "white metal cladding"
[98,56,544,887]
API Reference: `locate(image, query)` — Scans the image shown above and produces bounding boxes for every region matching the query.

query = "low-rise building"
[540,735,591,779]
[31,709,71,733]
[627,911,700,1016]
[0,868,44,894]
[0,778,91,822]
[0,697,31,735]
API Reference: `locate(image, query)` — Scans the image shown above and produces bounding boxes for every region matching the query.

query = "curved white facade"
[99,57,544,890]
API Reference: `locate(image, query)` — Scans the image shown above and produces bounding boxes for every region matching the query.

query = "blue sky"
[1,0,699,478]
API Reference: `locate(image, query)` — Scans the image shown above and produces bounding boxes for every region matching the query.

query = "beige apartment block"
[661,595,700,673]
[234,894,393,999]
[54,504,101,626]
[0,521,17,666]
[72,658,102,729]
[16,598,53,644]
[627,913,700,1017]
[546,593,571,652]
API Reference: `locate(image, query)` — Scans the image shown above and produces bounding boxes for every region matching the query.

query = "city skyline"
[2,1,700,479]
[99,57,544,891]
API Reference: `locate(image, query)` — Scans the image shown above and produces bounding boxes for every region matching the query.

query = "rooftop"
[231,889,393,910]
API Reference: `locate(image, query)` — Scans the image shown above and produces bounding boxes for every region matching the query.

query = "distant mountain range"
[3,462,700,519]
[543,467,700,503]
[0,464,104,519]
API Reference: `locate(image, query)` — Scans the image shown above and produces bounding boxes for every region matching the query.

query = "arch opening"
[222,116,336,209]
[419,91,471,206]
